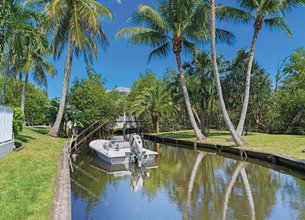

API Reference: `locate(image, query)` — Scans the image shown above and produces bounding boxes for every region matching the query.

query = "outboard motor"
[129,134,146,166]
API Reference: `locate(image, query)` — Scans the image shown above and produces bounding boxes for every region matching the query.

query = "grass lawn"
[0,127,67,220]
[157,130,305,160]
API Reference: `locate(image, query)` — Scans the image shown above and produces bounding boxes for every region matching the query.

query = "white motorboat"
[89,139,131,164]
[89,134,159,166]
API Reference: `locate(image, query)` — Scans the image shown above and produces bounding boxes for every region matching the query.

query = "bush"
[13,107,24,135]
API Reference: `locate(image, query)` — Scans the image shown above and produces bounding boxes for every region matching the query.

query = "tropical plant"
[222,49,273,133]
[20,27,56,113]
[69,71,122,128]
[0,1,39,104]
[12,107,24,135]
[209,0,244,146]
[235,0,303,136]
[46,0,113,137]
[184,51,219,136]
[129,85,172,133]
[276,47,305,134]
[116,0,242,140]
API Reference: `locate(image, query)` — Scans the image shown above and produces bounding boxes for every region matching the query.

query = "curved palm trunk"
[183,151,207,220]
[21,72,29,113]
[241,168,256,220]
[49,33,73,137]
[236,29,259,136]
[222,162,245,220]
[210,0,244,146]
[174,51,205,140]
[285,109,303,134]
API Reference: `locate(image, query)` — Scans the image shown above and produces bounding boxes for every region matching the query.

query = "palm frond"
[147,42,171,63]
[264,16,292,38]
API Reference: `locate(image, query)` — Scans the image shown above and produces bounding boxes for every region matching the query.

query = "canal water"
[71,141,305,220]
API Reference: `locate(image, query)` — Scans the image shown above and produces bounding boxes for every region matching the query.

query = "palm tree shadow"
[15,135,35,143]
[27,127,49,135]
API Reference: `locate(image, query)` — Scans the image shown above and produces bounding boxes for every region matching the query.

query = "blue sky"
[45,0,305,98]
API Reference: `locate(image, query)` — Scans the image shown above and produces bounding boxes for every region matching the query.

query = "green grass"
[0,127,67,220]
[157,130,305,160]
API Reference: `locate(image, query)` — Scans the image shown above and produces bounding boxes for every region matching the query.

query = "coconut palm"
[45,0,112,137]
[116,0,245,140]
[235,0,303,136]
[129,86,172,133]
[0,1,37,104]
[210,0,245,146]
[20,29,56,113]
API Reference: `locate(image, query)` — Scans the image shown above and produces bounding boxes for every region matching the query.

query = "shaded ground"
[157,130,305,160]
[0,127,67,220]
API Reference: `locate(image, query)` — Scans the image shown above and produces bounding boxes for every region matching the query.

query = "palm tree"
[20,29,56,113]
[46,0,112,137]
[0,1,36,104]
[210,0,244,146]
[235,0,302,136]
[129,86,172,133]
[116,1,238,140]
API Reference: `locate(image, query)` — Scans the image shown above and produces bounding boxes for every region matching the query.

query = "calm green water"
[71,141,305,220]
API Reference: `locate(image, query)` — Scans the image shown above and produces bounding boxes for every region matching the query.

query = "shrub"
[13,107,24,135]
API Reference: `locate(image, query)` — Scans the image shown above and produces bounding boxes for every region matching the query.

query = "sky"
[44,0,305,99]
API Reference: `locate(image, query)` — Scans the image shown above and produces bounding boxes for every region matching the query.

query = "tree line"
[1,0,305,146]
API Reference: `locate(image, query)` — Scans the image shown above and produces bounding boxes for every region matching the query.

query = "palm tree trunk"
[222,162,245,220]
[21,72,29,113]
[174,51,205,140]
[236,29,260,136]
[241,168,256,220]
[183,151,207,220]
[48,33,73,137]
[200,110,207,136]
[285,110,303,134]
[192,106,201,127]
[209,0,244,146]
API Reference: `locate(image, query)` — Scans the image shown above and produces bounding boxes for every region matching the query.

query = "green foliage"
[12,107,24,135]
[222,49,273,132]
[276,47,305,133]
[116,1,240,63]
[0,77,49,125]
[69,71,122,128]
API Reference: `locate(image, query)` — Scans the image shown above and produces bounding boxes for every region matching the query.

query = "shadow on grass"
[15,135,35,143]
[15,141,23,148]
[27,127,49,135]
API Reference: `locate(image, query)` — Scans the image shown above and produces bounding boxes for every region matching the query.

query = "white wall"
[0,106,13,143]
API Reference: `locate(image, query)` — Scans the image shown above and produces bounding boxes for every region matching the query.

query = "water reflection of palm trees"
[183,151,207,220]
[222,162,256,220]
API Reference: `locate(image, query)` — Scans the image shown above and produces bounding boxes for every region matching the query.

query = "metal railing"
[68,121,111,154]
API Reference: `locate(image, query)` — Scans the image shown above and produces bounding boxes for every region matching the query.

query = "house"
[0,105,14,159]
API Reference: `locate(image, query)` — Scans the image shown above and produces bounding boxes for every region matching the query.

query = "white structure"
[0,105,14,159]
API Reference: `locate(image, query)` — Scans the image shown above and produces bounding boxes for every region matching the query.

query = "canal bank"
[143,133,305,178]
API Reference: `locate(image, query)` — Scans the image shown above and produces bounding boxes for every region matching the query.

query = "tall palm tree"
[46,0,112,137]
[129,86,172,133]
[20,29,56,113]
[0,1,36,104]
[210,0,244,146]
[235,0,302,136]
[117,0,239,140]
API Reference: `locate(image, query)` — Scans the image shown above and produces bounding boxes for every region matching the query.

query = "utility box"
[0,105,14,159]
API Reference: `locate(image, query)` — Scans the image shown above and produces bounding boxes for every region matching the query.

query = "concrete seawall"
[143,134,305,179]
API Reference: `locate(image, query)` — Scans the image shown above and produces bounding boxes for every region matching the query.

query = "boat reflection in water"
[90,158,158,192]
